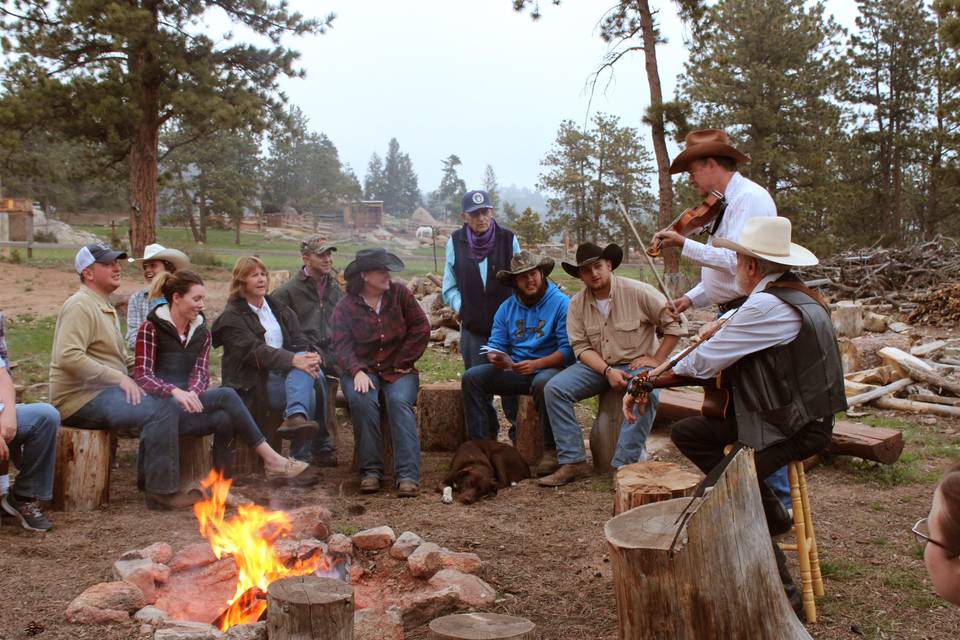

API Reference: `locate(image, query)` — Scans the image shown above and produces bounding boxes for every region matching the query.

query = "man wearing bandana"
[442,189,521,440]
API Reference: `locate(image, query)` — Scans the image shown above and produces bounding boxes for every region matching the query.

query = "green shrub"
[189,248,223,267]
[33,230,58,243]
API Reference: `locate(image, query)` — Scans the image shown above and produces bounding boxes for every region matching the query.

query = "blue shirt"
[486,282,574,367]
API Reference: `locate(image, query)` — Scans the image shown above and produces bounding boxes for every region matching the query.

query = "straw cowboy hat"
[128,243,191,271]
[561,242,623,278]
[713,217,818,267]
[343,247,405,279]
[495,251,555,286]
[669,129,751,175]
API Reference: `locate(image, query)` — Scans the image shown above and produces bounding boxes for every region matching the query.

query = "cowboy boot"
[773,542,804,619]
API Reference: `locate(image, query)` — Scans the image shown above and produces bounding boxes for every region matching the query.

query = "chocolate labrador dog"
[439,440,531,504]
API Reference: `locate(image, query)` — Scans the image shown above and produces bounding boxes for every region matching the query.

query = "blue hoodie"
[486,282,574,367]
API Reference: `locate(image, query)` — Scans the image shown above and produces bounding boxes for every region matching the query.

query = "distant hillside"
[501,185,547,220]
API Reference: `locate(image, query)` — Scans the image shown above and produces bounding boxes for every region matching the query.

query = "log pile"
[908,283,960,327]
[410,273,462,355]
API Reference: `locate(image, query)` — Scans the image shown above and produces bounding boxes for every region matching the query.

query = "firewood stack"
[409,273,462,354]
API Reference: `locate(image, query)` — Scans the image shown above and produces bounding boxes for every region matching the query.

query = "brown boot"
[145,490,201,511]
[277,414,320,438]
[536,450,559,477]
[538,462,592,487]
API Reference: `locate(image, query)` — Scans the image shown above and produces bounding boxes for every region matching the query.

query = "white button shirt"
[249,301,284,349]
[681,172,777,308]
[673,273,801,379]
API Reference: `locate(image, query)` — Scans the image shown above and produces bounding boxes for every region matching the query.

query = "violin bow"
[615,198,687,323]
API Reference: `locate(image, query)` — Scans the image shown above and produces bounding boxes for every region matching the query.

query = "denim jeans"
[461,364,558,449]
[8,403,59,501]
[267,367,333,463]
[341,372,420,484]
[178,387,267,472]
[544,362,659,467]
[65,386,181,495]
[461,327,518,439]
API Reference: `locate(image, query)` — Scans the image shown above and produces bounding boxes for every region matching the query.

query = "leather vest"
[451,225,515,335]
[726,281,847,450]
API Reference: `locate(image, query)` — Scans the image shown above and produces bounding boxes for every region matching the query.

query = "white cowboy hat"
[713,217,818,267]
[128,243,191,271]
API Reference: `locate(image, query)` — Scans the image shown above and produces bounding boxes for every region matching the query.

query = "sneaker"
[359,476,381,494]
[277,414,320,439]
[397,480,420,498]
[2,493,53,532]
[264,457,310,480]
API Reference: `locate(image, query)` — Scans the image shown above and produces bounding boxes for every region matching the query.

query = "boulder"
[354,606,404,640]
[120,542,173,565]
[352,525,396,551]
[389,531,424,560]
[169,543,218,573]
[286,505,332,540]
[133,605,168,625]
[407,542,443,578]
[440,550,482,574]
[397,586,459,630]
[65,581,146,624]
[154,620,225,640]
[327,533,353,556]
[225,621,267,640]
[429,569,497,608]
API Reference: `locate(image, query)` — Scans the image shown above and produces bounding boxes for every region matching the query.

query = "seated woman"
[917,463,960,606]
[211,256,325,453]
[126,244,190,348]
[134,270,308,480]
[331,248,430,497]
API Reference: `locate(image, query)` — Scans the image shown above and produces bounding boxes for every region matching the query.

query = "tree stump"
[613,461,702,515]
[604,448,812,639]
[589,388,624,474]
[429,612,536,639]
[267,575,353,640]
[325,376,340,451]
[514,395,541,466]
[179,435,212,490]
[233,411,281,477]
[833,301,864,338]
[52,427,112,511]
[417,382,466,452]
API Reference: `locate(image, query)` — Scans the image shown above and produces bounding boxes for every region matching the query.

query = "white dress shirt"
[673,273,801,379]
[249,301,284,349]
[681,172,777,308]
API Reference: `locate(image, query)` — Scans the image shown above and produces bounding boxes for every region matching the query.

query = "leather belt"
[717,296,747,313]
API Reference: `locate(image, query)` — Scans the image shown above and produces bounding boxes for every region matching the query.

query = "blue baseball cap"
[461,190,492,214]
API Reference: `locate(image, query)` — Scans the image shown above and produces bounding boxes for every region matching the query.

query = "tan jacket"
[567,274,684,365]
[50,286,133,420]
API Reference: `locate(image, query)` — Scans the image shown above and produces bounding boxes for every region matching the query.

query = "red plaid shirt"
[332,282,430,383]
[134,319,210,397]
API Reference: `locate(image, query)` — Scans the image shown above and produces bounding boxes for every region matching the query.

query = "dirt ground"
[1,262,959,639]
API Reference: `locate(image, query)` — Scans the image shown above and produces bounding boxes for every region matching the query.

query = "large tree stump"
[417,382,467,452]
[52,427,112,511]
[514,395,541,466]
[429,612,536,639]
[832,301,863,337]
[614,461,702,515]
[267,575,353,639]
[604,448,812,640]
[179,435,212,490]
[589,388,624,474]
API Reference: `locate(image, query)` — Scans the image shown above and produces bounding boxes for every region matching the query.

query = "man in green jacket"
[272,235,341,466]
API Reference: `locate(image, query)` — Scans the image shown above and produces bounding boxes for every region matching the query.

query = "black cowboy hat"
[561,242,624,278]
[343,248,405,279]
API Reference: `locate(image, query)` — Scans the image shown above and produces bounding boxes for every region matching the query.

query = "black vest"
[147,307,208,390]
[726,275,847,451]
[451,225,515,335]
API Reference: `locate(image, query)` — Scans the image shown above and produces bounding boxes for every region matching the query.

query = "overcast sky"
[270,1,861,194]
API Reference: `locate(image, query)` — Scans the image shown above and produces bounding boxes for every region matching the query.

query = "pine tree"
[483,165,501,214]
[512,207,547,246]
[430,154,466,222]
[364,153,386,200]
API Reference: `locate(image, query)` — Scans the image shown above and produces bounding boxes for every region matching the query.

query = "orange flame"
[193,470,329,630]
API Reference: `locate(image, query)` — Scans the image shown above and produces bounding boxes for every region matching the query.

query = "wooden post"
[178,436,212,490]
[514,395,542,466]
[429,612,536,639]
[604,448,812,640]
[613,461,701,515]
[52,427,112,511]
[589,388,624,474]
[267,576,353,640]
[417,382,466,452]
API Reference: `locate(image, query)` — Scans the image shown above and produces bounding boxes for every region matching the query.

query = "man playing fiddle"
[624,217,847,616]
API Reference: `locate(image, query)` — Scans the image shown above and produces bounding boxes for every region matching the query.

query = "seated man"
[540,243,683,487]
[461,251,573,450]
[0,317,59,532]
[49,242,195,511]
[624,217,847,614]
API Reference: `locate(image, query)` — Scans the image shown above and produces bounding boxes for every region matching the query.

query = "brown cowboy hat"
[669,129,751,175]
[495,251,555,287]
[561,243,623,278]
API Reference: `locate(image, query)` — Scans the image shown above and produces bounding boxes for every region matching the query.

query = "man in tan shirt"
[540,243,683,486]
[50,242,194,510]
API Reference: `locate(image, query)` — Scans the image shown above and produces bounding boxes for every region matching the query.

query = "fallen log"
[871,396,960,418]
[845,365,900,385]
[910,340,947,358]
[879,347,960,397]
[827,420,904,465]
[845,378,914,407]
[907,393,960,407]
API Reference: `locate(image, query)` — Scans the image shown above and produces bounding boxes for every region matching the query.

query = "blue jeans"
[462,364,558,449]
[544,362,659,467]
[267,367,333,463]
[341,372,420,484]
[66,386,181,495]
[178,387,267,472]
[8,403,59,501]
[461,327,519,440]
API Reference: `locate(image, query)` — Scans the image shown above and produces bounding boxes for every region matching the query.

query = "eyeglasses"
[913,518,960,557]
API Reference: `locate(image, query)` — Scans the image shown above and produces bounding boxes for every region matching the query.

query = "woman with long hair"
[916,463,960,605]
[134,270,309,480]
[126,244,190,348]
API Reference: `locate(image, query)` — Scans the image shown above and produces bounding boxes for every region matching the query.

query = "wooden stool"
[514,395,541,467]
[429,612,535,639]
[613,461,701,514]
[324,376,341,451]
[589,388,624,474]
[52,426,112,511]
[178,435,212,490]
[779,459,824,623]
[417,381,467,452]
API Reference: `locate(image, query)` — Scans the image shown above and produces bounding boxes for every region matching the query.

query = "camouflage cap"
[300,235,337,256]
[495,250,555,286]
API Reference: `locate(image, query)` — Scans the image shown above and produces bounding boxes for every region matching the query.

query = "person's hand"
[669,295,692,317]
[0,411,16,451]
[653,230,685,250]
[606,367,630,391]
[172,388,204,413]
[353,370,375,394]
[623,390,648,423]
[697,319,721,342]
[292,353,321,379]
[118,377,143,405]
[487,352,511,370]
[512,360,538,376]
[628,356,659,371]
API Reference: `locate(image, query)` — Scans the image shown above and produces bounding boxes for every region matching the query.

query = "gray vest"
[726,284,847,451]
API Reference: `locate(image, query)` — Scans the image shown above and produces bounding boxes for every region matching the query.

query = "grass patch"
[880,569,940,609]
[331,522,359,536]
[585,475,613,492]
[819,557,865,581]
[5,315,57,387]
[417,347,462,385]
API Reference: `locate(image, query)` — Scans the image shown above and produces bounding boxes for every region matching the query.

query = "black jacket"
[271,268,343,374]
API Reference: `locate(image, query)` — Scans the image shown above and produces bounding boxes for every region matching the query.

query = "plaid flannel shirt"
[134,319,210,397]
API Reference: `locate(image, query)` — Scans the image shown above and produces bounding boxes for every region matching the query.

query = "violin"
[646,190,726,257]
